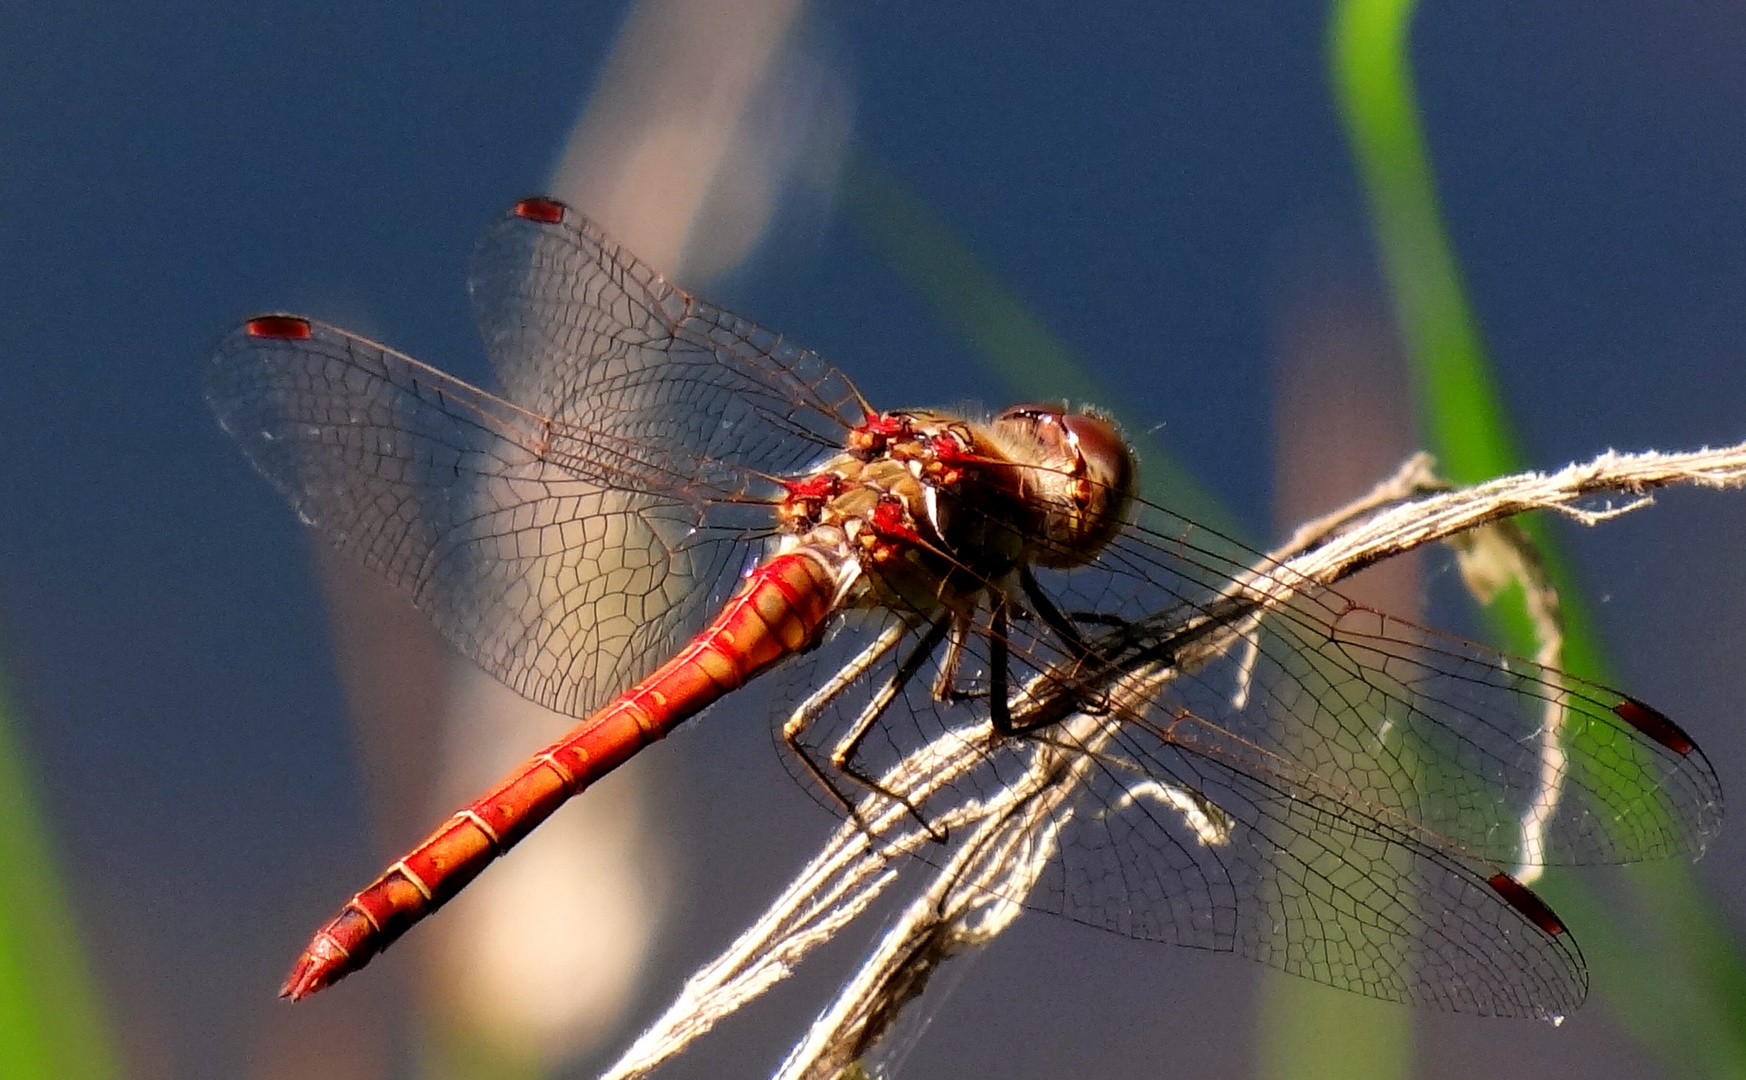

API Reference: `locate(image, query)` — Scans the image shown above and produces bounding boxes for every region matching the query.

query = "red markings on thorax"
[846,412,912,457]
[778,473,846,530]
[865,496,923,562]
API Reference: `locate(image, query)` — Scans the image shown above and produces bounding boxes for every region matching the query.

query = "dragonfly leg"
[1008,567,1135,734]
[782,618,910,829]
[929,613,972,701]
[997,595,1131,737]
[827,616,954,842]
[1019,564,1088,652]
[986,600,1015,735]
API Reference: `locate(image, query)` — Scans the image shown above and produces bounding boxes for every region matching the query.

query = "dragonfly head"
[991,403,1136,568]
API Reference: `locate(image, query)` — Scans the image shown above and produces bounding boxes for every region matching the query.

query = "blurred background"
[2,1,1745,1078]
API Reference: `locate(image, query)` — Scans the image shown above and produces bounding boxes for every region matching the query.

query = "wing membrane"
[467,203,867,474]
[1063,513,1719,868]
[210,207,878,721]
[207,320,775,718]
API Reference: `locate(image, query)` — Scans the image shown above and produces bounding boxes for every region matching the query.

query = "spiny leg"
[1002,588,1124,736]
[782,618,911,827]
[933,593,1088,748]
[1019,564,1088,652]
[987,599,1015,735]
[920,591,1063,739]
[930,612,974,701]
[1010,567,1125,731]
[1002,661,1116,737]
[829,615,954,841]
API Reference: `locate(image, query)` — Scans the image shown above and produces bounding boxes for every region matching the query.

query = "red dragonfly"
[208,196,1719,1021]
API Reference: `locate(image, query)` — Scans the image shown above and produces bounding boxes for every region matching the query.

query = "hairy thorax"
[775,405,1137,621]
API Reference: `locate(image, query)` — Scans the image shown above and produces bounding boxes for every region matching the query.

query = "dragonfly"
[207,196,1720,1021]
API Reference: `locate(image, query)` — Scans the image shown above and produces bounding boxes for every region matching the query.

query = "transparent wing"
[1045,715,1589,1018]
[467,198,867,473]
[1080,512,1719,867]
[209,200,877,721]
[208,316,819,719]
[780,497,1719,1017]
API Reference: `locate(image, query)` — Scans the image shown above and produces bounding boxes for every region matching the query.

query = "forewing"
[207,318,780,719]
[1077,510,1720,869]
[467,199,867,477]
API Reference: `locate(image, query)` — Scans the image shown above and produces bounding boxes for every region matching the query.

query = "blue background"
[2,2,1744,1077]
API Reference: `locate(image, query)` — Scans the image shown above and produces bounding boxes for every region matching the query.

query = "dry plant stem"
[599,718,1008,1080]
[599,440,1746,1080]
[1448,517,1568,881]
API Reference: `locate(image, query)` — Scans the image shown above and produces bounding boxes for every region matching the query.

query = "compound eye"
[1059,411,1135,502]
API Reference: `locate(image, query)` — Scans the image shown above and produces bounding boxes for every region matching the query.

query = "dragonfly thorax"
[777,406,1138,619]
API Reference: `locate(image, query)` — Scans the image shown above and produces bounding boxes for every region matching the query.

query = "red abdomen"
[281,550,839,999]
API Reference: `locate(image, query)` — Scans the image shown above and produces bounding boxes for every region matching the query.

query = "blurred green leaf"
[423,1015,547,1080]
[1255,975,1410,1080]
[1331,0,1746,1074]
[0,670,120,1080]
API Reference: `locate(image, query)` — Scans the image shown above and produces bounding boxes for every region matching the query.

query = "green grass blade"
[0,670,122,1080]
[1331,0,1746,1071]
[1328,0,1520,486]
